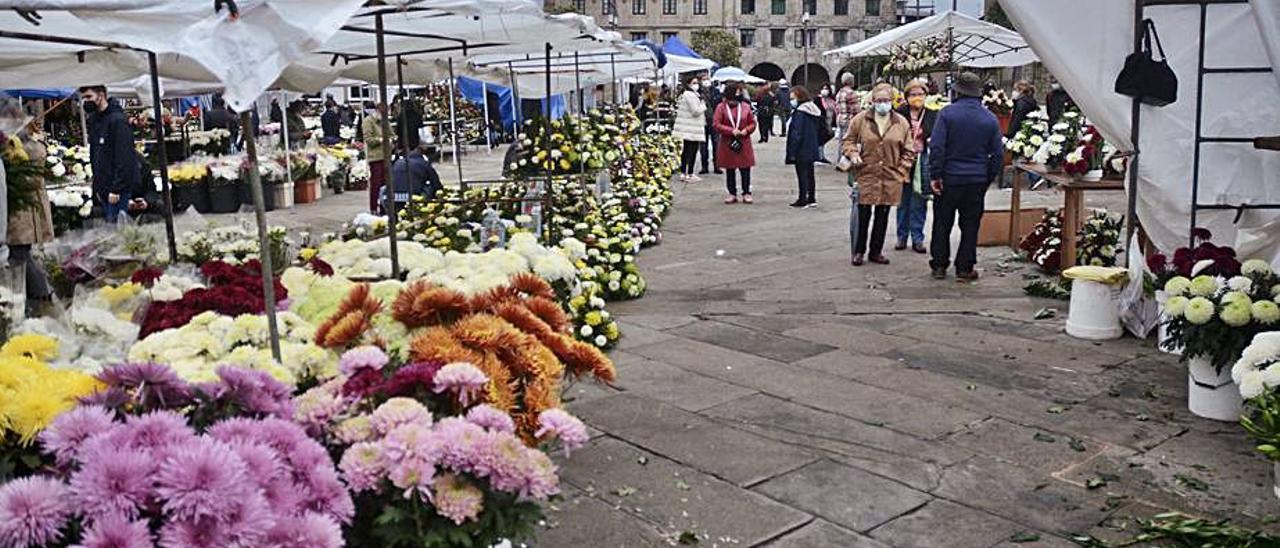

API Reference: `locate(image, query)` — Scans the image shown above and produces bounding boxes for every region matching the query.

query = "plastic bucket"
[1066,279,1122,339]
[1187,356,1243,421]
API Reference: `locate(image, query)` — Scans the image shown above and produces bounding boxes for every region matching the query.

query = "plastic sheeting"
[1000,0,1280,262]
[823,10,1037,68]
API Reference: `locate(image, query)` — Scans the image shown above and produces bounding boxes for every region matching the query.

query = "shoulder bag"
[1115,19,1177,106]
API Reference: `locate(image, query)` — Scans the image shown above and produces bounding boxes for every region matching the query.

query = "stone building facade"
[547,0,903,90]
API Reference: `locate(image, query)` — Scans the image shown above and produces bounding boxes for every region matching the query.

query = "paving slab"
[609,355,758,413]
[535,485,668,547]
[945,417,1109,476]
[754,459,933,533]
[616,321,678,350]
[570,393,820,487]
[933,456,1114,535]
[763,520,890,548]
[868,499,1027,548]
[779,323,916,356]
[671,319,837,363]
[560,437,812,546]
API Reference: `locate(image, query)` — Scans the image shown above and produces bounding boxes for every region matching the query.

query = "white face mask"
[1012,91,1023,99]
[689,84,700,92]
[820,89,829,96]
[1050,82,1061,91]
[873,102,892,115]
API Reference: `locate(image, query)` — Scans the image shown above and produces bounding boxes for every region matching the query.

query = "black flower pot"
[171,180,212,214]
[238,180,276,211]
[209,183,240,213]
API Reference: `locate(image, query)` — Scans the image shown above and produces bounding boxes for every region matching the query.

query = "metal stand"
[146,52,178,263]
[375,13,401,278]
[238,111,281,362]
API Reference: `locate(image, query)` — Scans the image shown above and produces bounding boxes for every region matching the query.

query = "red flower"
[130,267,165,288]
[308,258,335,277]
[1146,252,1168,274]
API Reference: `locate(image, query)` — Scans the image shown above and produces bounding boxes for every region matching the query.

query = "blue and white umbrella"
[711,66,766,84]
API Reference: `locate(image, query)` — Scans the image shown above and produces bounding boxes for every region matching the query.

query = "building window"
[865,0,879,16]
[630,31,649,41]
[573,0,586,12]
[770,28,786,47]
[740,28,756,47]
[662,31,678,42]
[632,0,646,15]
[794,27,815,48]
[834,0,848,15]
[662,0,676,15]
[771,0,785,15]
[742,0,755,13]
[802,0,816,15]
[603,0,613,14]
[694,0,707,14]
[833,29,848,46]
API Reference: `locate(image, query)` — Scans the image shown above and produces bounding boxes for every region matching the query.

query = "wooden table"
[1009,162,1125,270]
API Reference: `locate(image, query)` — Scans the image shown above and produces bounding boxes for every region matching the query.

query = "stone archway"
[790,63,830,91]
[749,62,786,84]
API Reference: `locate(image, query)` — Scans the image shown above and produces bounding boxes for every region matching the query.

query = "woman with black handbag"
[712,83,758,204]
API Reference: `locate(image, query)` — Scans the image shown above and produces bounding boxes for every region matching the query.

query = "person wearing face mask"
[894,80,937,254]
[362,101,389,213]
[755,83,777,143]
[816,85,837,163]
[1045,76,1076,126]
[674,77,708,183]
[702,78,722,174]
[712,82,758,204]
[842,83,915,266]
[1004,80,1038,140]
[775,79,790,137]
[80,85,139,223]
[785,86,825,208]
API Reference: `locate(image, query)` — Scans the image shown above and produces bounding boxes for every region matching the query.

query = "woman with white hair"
[834,73,861,143]
[842,83,916,266]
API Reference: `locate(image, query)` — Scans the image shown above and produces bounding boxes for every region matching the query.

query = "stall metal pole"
[447,58,464,184]
[610,53,618,104]
[482,81,492,150]
[147,52,178,263]
[543,42,554,240]
[1125,0,1145,242]
[396,54,410,160]
[280,91,293,187]
[508,61,522,129]
[574,51,584,114]
[238,110,282,362]
[375,13,401,278]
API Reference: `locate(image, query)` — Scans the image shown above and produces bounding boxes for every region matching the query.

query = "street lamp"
[801,11,811,88]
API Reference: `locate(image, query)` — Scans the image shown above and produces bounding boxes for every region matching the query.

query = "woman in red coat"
[712,83,758,204]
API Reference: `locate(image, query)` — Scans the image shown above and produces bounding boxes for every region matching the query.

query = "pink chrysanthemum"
[299,464,355,525]
[158,517,230,548]
[534,409,590,457]
[100,411,195,456]
[338,345,389,377]
[0,476,71,548]
[431,362,488,406]
[226,439,284,492]
[76,514,152,548]
[264,512,344,548]
[388,456,436,501]
[39,405,115,466]
[292,380,350,435]
[465,404,516,434]
[154,437,253,524]
[370,397,432,436]
[380,422,439,464]
[468,430,559,500]
[334,416,376,445]
[432,474,484,525]
[431,417,487,471]
[339,441,386,493]
[69,447,157,523]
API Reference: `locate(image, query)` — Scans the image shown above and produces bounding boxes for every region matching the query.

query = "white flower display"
[1233,331,1280,400]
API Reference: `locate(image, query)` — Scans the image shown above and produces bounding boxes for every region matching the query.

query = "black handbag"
[1115,19,1178,106]
[727,136,743,152]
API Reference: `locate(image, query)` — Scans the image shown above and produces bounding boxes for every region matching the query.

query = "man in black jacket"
[1045,76,1075,125]
[321,98,341,145]
[81,85,139,222]
[202,94,239,152]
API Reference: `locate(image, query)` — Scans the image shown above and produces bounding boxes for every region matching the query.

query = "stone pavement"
[236,138,1277,547]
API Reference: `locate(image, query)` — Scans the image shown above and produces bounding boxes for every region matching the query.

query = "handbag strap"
[1144,19,1167,61]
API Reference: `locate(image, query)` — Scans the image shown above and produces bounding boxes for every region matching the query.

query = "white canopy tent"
[661,55,715,78]
[822,9,1037,69]
[712,66,766,84]
[1000,0,1280,262]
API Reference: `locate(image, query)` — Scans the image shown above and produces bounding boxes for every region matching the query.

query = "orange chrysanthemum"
[450,314,525,353]
[555,335,616,383]
[393,281,471,328]
[521,296,570,333]
[467,284,520,312]
[508,272,555,300]
[491,301,555,340]
[315,284,381,348]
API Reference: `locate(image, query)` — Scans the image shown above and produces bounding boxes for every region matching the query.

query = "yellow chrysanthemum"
[0,334,59,361]
[99,282,142,307]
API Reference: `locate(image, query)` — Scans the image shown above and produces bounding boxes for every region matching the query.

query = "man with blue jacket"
[928,72,1004,281]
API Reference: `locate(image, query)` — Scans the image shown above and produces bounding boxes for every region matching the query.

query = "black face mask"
[82,99,99,114]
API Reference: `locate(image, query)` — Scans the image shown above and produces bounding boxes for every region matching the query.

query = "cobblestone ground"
[257,139,1276,548]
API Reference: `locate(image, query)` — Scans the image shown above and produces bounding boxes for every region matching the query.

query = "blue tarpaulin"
[632,40,668,68]
[661,36,704,59]
[455,76,567,131]
[3,88,75,99]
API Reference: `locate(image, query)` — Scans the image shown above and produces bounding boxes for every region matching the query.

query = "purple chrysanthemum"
[78,387,131,412]
[432,474,484,525]
[225,439,284,492]
[339,367,385,399]
[370,397,431,436]
[70,447,157,523]
[220,491,273,547]
[39,405,116,466]
[94,411,195,456]
[76,514,153,548]
[204,366,295,419]
[95,362,193,410]
[465,404,516,434]
[380,360,443,397]
[431,362,488,406]
[157,517,230,548]
[299,464,354,525]
[264,512,344,548]
[380,421,438,463]
[338,345,389,377]
[0,476,71,548]
[432,417,487,472]
[534,409,590,457]
[339,441,386,493]
[154,437,253,524]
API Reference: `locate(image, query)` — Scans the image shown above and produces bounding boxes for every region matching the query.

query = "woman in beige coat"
[842,83,916,266]
[7,124,55,306]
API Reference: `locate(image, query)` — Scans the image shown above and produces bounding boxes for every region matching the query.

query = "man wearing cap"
[927,72,1004,281]
[775,78,790,137]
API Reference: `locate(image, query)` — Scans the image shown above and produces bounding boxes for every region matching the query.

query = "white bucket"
[274,182,295,209]
[1066,279,1123,340]
[1082,169,1104,182]
[1158,321,1183,355]
[1187,356,1243,421]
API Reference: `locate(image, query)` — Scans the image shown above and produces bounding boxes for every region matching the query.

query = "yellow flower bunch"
[0,335,103,445]
[167,161,210,184]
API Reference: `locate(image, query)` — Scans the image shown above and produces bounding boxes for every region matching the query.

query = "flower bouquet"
[1063,125,1107,181]
[0,334,102,482]
[983,89,1014,116]
[1031,110,1083,169]
[882,36,952,76]
[1235,331,1280,498]
[1018,209,1063,273]
[1075,209,1122,267]
[1161,257,1280,420]
[46,186,93,236]
[1005,109,1049,162]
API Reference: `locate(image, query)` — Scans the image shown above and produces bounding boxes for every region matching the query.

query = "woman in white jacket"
[673,78,708,182]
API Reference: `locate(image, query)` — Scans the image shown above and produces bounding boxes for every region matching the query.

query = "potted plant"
[983,89,1014,134]
[207,156,242,213]
[166,159,211,213]
[238,164,277,212]
[291,150,320,204]
[1236,331,1280,499]
[1149,229,1240,353]
[1161,249,1279,421]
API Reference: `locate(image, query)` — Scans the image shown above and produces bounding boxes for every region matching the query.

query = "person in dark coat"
[1004,80,1038,139]
[712,83,757,204]
[775,79,791,137]
[703,79,722,174]
[1045,76,1075,125]
[202,94,239,152]
[269,98,283,124]
[756,83,777,143]
[928,72,1004,281]
[402,94,424,149]
[321,99,341,145]
[894,80,938,253]
[126,150,166,224]
[80,85,139,222]
[284,100,308,148]
[385,145,442,211]
[785,86,822,208]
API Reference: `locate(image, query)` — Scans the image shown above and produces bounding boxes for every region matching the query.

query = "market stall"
[822,9,1037,79]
